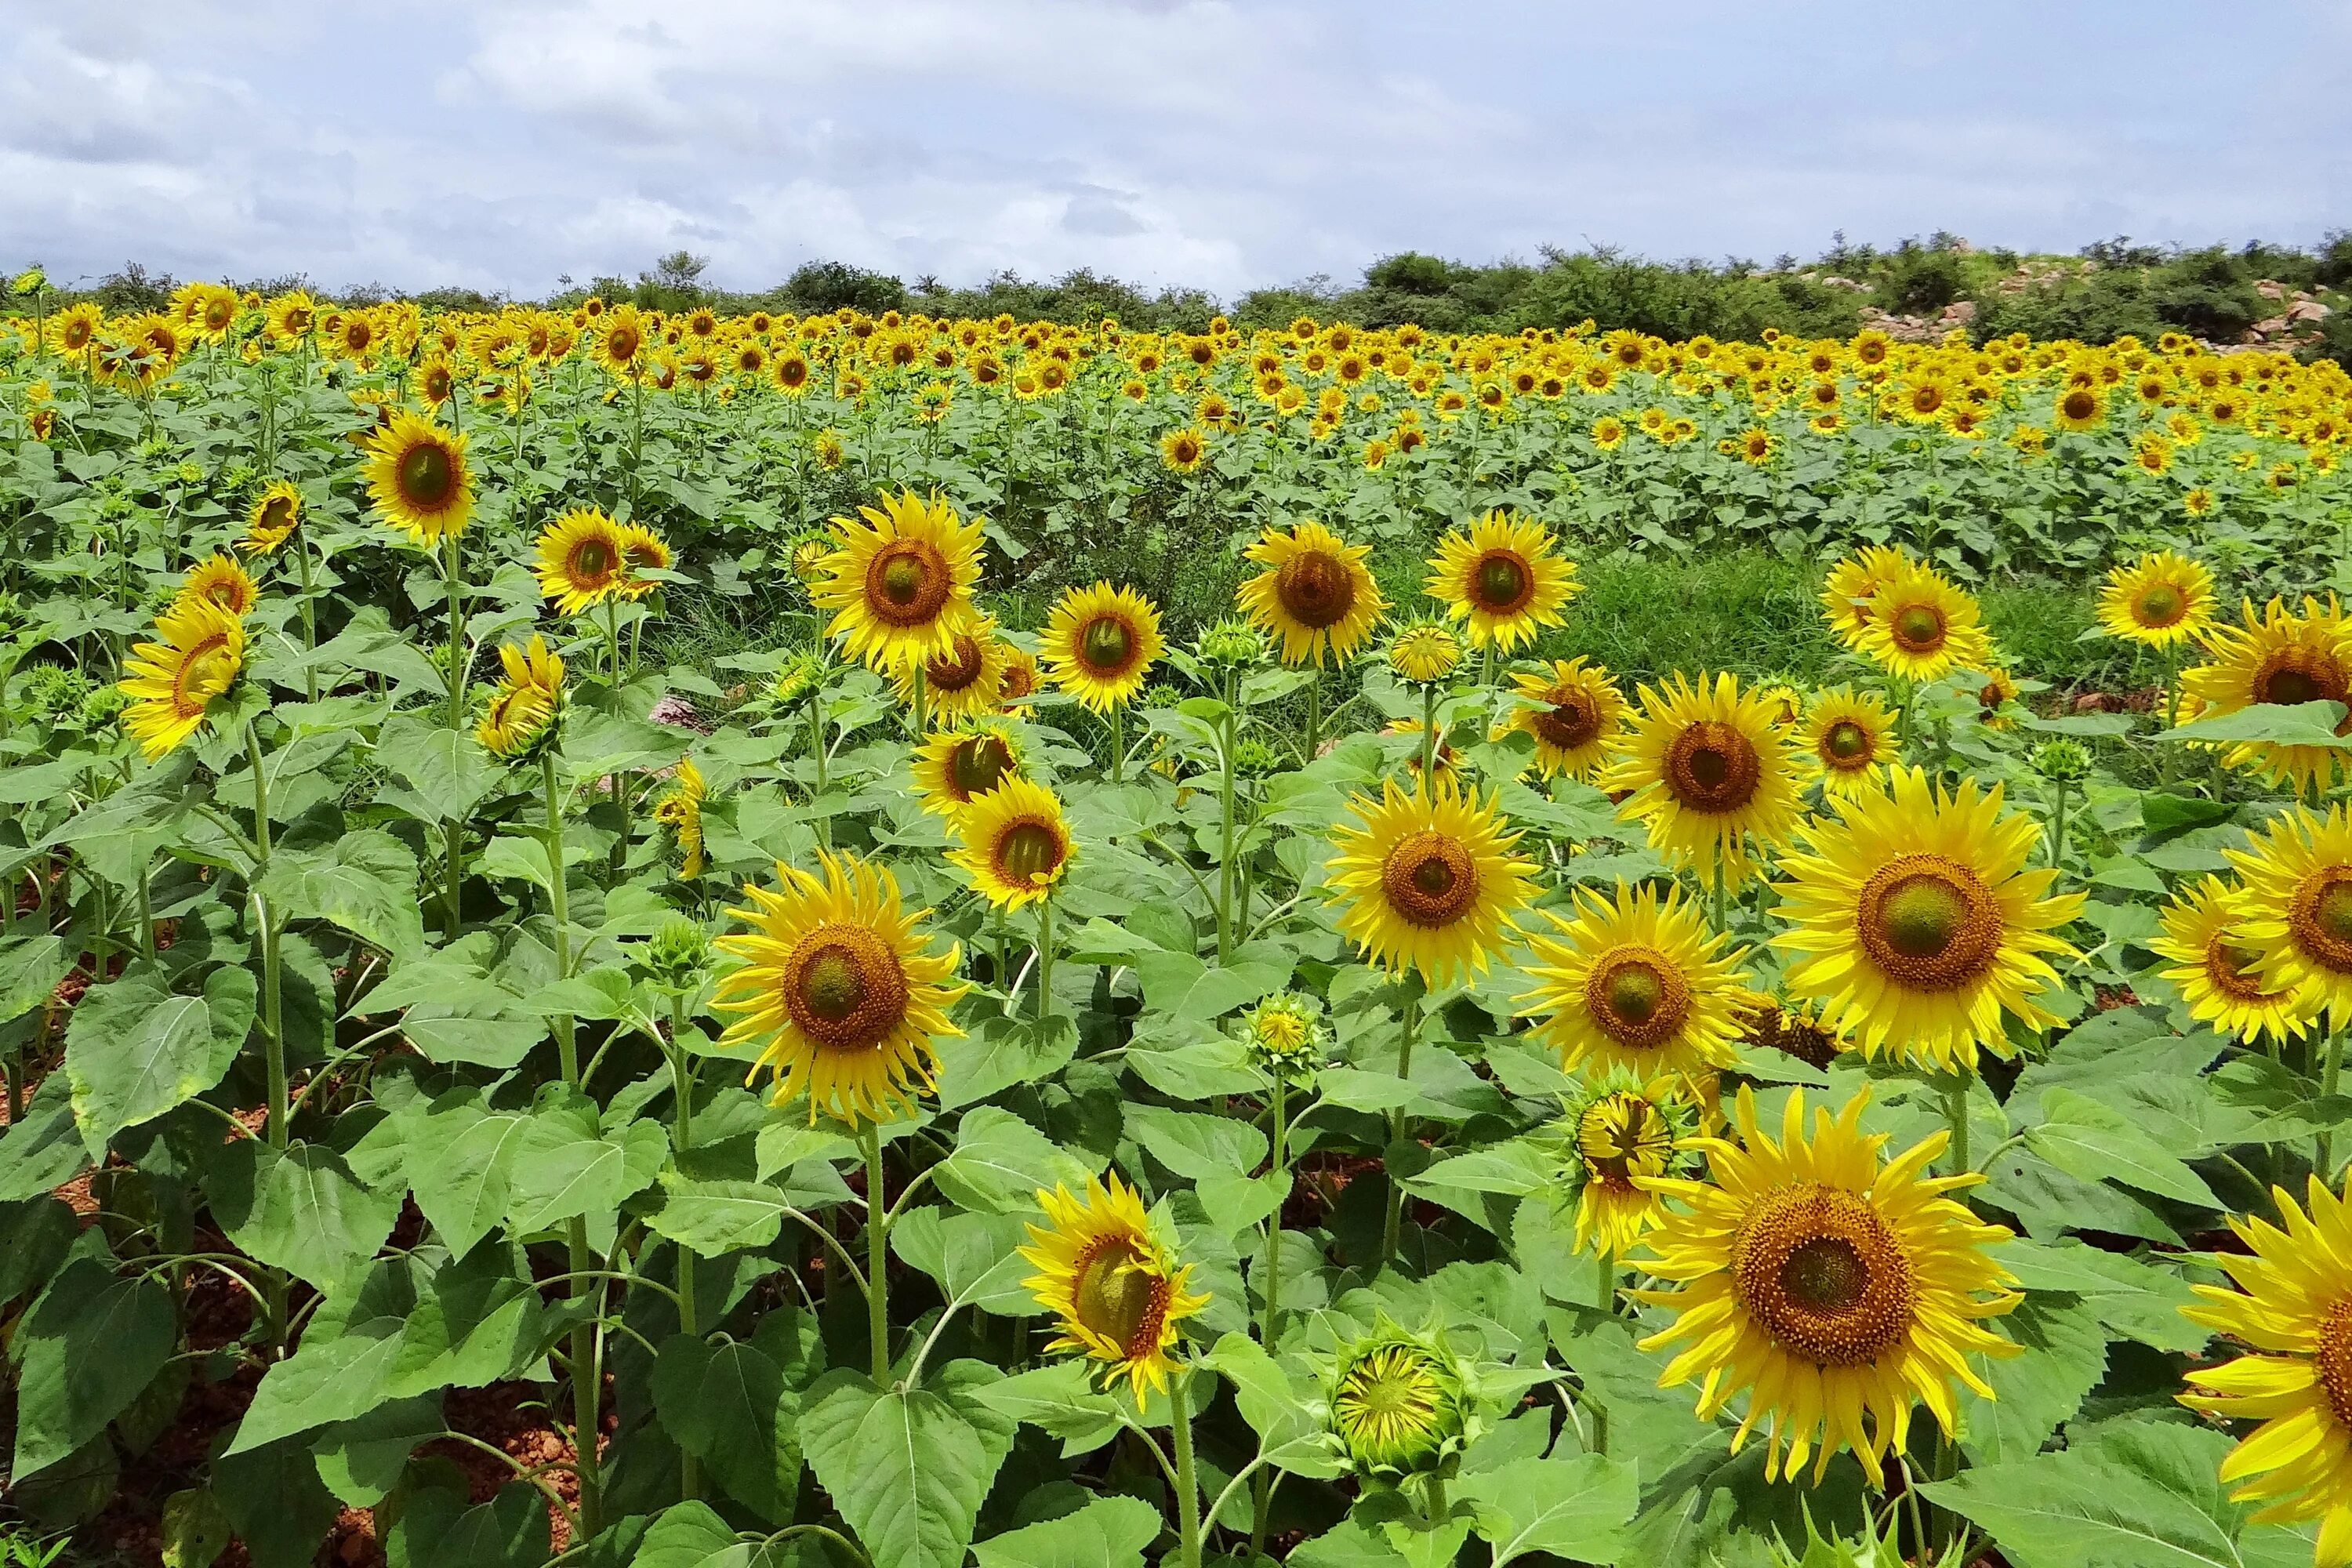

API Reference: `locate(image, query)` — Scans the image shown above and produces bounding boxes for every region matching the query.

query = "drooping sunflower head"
[809,489,985,673]
[1040,582,1163,713]
[180,554,260,619]
[1735,992,1849,1071]
[240,480,303,554]
[894,622,1008,720]
[652,757,708,879]
[1597,672,1807,891]
[1386,620,1462,686]
[1820,544,1916,647]
[1802,685,1897,800]
[2180,597,2352,798]
[2151,875,2318,1048]
[1518,879,1752,1081]
[1237,993,1327,1079]
[948,776,1076,911]
[1773,766,2085,1071]
[1236,519,1388,668]
[1634,1084,2021,1486]
[533,507,632,615]
[1423,508,1580,652]
[1325,777,1535,987]
[713,848,969,1125]
[1508,657,1625,781]
[1323,1317,1477,1478]
[614,522,670,599]
[118,596,246,760]
[2099,550,2214,647]
[1021,1174,1209,1401]
[912,720,1022,818]
[1544,1070,1700,1260]
[360,411,474,544]
[2227,805,2352,1031]
[1855,564,1994,683]
[475,635,566,758]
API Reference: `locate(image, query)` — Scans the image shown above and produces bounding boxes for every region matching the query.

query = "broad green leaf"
[934,1105,1097,1214]
[350,1090,532,1258]
[1200,1334,1328,1462]
[2161,699,2351,749]
[376,713,503,822]
[0,1073,95,1201]
[0,931,71,1023]
[968,1358,1127,1454]
[255,829,426,958]
[2027,1086,2221,1207]
[970,1495,1163,1568]
[503,1094,667,1235]
[1125,1102,1268,1181]
[212,1139,400,1292]
[9,1254,176,1477]
[652,1321,804,1525]
[1457,1452,1639,1566]
[939,1012,1080,1108]
[1958,1295,2107,1464]
[64,961,256,1155]
[1408,1139,1555,1200]
[161,1486,236,1568]
[891,1208,1042,1317]
[381,1482,549,1568]
[642,1177,798,1254]
[800,1362,1018,1568]
[212,1435,343,1568]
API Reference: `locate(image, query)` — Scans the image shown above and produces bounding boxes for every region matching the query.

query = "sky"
[5,0,2350,302]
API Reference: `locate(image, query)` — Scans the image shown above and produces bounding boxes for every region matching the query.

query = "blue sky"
[5,0,2348,299]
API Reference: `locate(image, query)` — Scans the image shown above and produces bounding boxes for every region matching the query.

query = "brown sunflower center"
[2134,586,2185,628]
[1080,615,1135,675]
[2062,390,2097,421]
[949,735,1013,799]
[2254,648,2347,713]
[1532,689,1600,750]
[609,326,641,361]
[1274,549,1356,629]
[1733,1185,1916,1368]
[259,495,294,531]
[995,821,1065,887]
[1663,720,1762,812]
[1892,604,1947,654]
[2318,1298,2352,1430]
[1073,1236,1169,1359]
[2205,938,2274,1001]
[927,634,986,692]
[1857,855,2002,991]
[398,442,455,508]
[1471,550,1534,615]
[172,633,237,716]
[2290,871,2352,977]
[1381,830,1479,927]
[864,540,951,626]
[1821,720,1871,766]
[781,924,909,1051]
[569,538,616,583]
[1583,950,1693,1048]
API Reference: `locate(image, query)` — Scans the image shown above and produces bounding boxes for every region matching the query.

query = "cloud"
[2,1,2347,299]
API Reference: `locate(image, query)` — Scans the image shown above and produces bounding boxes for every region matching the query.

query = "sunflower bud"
[10,267,44,296]
[772,649,825,706]
[1232,737,1282,779]
[1238,994,1326,1080]
[644,916,714,994]
[1385,621,1461,686]
[789,534,832,586]
[1195,618,1266,670]
[1322,1318,1479,1479]
[2033,737,2090,782]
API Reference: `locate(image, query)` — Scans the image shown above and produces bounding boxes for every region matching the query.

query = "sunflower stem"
[1944,1076,1973,1179]
[1216,666,1238,964]
[1169,1367,1203,1568]
[862,1119,891,1381]
[1263,1075,1288,1346]
[1418,684,1439,789]
[543,749,602,1540]
[442,528,467,728]
[293,532,318,702]
[1109,701,1124,783]
[912,662,927,738]
[2321,1029,2344,1185]
[669,991,702,1503]
[246,717,291,1357]
[1381,989,1421,1271]
[1036,897,1057,1028]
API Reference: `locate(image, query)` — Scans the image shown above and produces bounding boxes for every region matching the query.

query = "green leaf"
[381,1483,549,1568]
[800,1362,1018,1568]
[968,1359,1127,1454]
[935,1106,1098,1214]
[1408,1139,1555,1201]
[1134,948,1287,1025]
[1458,1452,1639,1566]
[1125,1102,1268,1181]
[212,1140,400,1292]
[1959,1295,2108,1464]
[2161,699,2352,749]
[0,1073,95,1202]
[891,1208,1041,1317]
[642,1178,798,1254]
[0,931,71,1024]
[354,1091,532,1258]
[162,1487,236,1568]
[64,961,256,1155]
[9,1254,176,1477]
[376,713,503,823]
[503,1093,667,1235]
[1922,1419,2316,1568]
[255,829,426,958]
[1199,1334,1330,1467]
[652,1319,807,1525]
[212,1436,343,1568]
[310,1395,445,1506]
[2026,1086,2221,1207]
[939,1013,1080,1108]
[971,1495,1163,1568]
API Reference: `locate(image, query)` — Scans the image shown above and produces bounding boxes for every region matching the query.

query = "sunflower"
[2180,597,2352,797]
[1236,520,1388,667]
[1237,993,1327,1078]
[239,480,303,554]
[2100,550,2215,647]
[809,491,985,673]
[2228,806,2352,1029]
[360,412,473,544]
[1635,1085,2021,1486]
[2151,876,2317,1047]
[1518,880,1751,1080]
[996,646,1043,708]
[1854,564,1996,683]
[949,777,1076,910]
[1325,1319,1476,1477]
[1424,509,1579,652]
[1773,767,2085,1070]
[1802,686,1897,800]
[118,597,245,760]
[475,636,565,757]
[714,849,968,1123]
[912,721,1022,818]
[1820,545,1915,647]
[1507,658,1625,781]
[1021,1174,1209,1401]
[48,301,103,358]
[2053,385,2106,432]
[894,624,1008,720]
[1547,1071,1701,1260]
[1598,673,1807,891]
[533,508,632,615]
[615,523,671,599]
[1324,778,1535,987]
[1159,426,1208,474]
[2180,1174,2352,1564]
[180,555,260,619]
[1040,582,1163,713]
[1387,621,1461,685]
[596,304,649,378]
[652,757,707,878]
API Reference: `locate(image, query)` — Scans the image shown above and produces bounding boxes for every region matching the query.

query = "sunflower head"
[1424,509,1580,652]
[240,480,303,554]
[652,757,708,879]
[1326,777,1536,987]
[118,596,246,760]
[2226,804,2352,1031]
[1855,564,1994,683]
[1386,621,1461,686]
[1803,685,1896,800]
[714,849,969,1125]
[895,624,1009,720]
[361,411,473,544]
[1237,993,1327,1079]
[913,721,1022,818]
[534,508,633,615]
[810,490,985,673]
[2151,876,2318,1048]
[2179,596,2352,798]
[2099,550,2214,647]
[1194,617,1267,670]
[180,555,260,619]
[948,776,1076,910]
[1323,1317,1479,1478]
[1598,673,1807,891]
[1544,1070,1700,1260]
[1040,582,1163,713]
[1238,520,1388,668]
[643,916,716,995]
[1819,545,1917,648]
[1518,878,1751,1081]
[1508,657,1625,781]
[476,636,566,758]
[1021,1175,1209,1400]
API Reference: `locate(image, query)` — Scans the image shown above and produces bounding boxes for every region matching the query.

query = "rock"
[2290,299,2332,321]
[2256,279,2286,299]
[1938,299,1978,325]
[648,692,709,732]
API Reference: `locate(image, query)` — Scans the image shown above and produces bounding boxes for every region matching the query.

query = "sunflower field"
[3,280,2352,1568]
